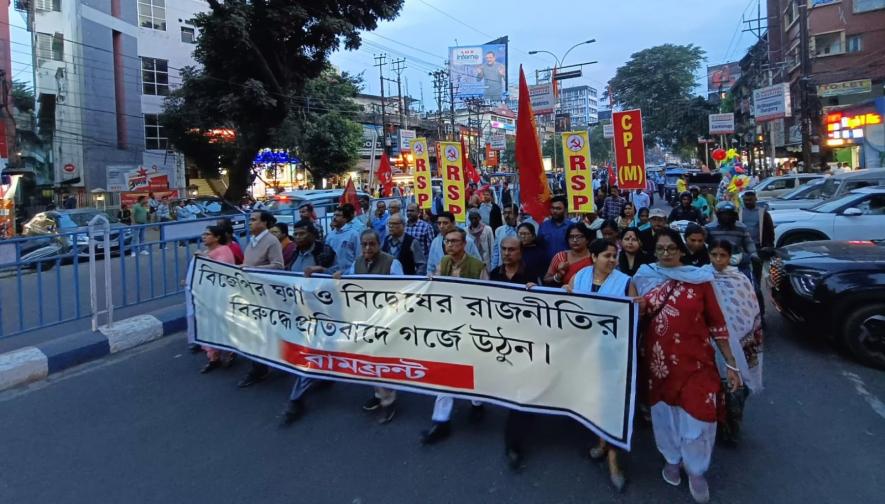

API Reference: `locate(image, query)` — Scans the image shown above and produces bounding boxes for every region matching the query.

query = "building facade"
[22,0,206,204]
[558,85,599,129]
[767,0,885,169]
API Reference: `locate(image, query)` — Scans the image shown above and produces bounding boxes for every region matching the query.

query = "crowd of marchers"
[191,185,769,504]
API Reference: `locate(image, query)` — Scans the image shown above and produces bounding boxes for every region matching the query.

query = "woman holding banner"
[543,222,594,287]
[633,228,741,504]
[196,225,237,373]
[567,239,638,492]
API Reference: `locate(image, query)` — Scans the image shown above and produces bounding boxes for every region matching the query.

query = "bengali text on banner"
[561,131,595,213]
[411,137,433,210]
[187,256,639,449]
[438,141,467,222]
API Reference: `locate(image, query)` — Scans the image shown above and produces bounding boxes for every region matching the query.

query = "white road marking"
[842,371,885,420]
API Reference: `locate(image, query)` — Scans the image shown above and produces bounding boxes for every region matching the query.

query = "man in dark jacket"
[478,189,503,231]
[740,190,775,315]
[668,191,704,224]
[381,213,425,275]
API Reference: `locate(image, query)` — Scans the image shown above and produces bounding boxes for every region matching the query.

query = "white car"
[763,179,827,211]
[771,187,885,247]
[751,174,825,199]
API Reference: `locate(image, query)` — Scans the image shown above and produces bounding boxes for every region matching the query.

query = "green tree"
[542,136,563,169]
[162,0,403,200]
[11,80,34,114]
[588,124,612,164]
[606,44,707,154]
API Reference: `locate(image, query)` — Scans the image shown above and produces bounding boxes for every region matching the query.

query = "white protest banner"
[708,113,735,135]
[188,256,639,449]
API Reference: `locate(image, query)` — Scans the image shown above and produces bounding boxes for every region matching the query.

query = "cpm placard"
[412,137,433,210]
[439,141,466,222]
[561,131,595,213]
[612,110,647,190]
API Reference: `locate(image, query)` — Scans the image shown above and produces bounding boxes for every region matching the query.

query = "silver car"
[751,174,825,199]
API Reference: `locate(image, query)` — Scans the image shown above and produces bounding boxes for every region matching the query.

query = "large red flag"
[376,154,395,197]
[339,177,362,215]
[515,65,551,223]
[460,136,481,184]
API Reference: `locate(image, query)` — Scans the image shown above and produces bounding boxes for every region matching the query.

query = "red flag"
[460,136,481,184]
[376,155,395,197]
[607,162,617,188]
[339,177,362,215]
[515,65,551,223]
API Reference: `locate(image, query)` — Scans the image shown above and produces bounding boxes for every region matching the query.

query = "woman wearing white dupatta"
[567,239,639,492]
[704,239,764,444]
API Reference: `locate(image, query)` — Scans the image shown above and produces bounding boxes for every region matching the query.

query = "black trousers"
[505,410,534,452]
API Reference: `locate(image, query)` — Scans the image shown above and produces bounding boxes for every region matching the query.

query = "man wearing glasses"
[421,227,488,445]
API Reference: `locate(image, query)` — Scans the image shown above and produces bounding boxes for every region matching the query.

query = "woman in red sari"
[543,222,594,286]
[633,228,741,504]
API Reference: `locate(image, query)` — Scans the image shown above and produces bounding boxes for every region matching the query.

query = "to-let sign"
[412,137,433,210]
[612,110,647,191]
[561,131,594,213]
[439,141,466,221]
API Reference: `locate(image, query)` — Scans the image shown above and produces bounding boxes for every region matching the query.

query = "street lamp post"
[529,39,596,172]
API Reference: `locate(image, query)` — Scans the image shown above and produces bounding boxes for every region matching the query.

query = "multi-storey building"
[768,0,885,169]
[21,0,207,204]
[558,85,599,129]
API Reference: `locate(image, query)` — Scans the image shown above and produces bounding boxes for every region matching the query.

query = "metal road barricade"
[88,214,113,331]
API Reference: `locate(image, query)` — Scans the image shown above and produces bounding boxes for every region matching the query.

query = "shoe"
[662,463,681,486]
[362,397,381,412]
[377,404,396,425]
[468,404,485,423]
[279,400,304,427]
[609,470,627,493]
[237,370,269,388]
[589,445,606,460]
[200,360,221,374]
[420,422,451,445]
[505,447,523,471]
[140,250,150,255]
[688,474,710,503]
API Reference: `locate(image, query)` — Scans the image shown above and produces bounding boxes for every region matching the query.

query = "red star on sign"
[136,167,148,177]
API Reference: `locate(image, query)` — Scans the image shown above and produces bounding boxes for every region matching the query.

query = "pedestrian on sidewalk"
[334,228,402,425]
[278,219,337,426]
[196,225,237,373]
[236,210,285,389]
[131,196,149,256]
[420,227,487,445]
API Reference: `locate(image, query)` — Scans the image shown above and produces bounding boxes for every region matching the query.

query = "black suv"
[769,240,885,369]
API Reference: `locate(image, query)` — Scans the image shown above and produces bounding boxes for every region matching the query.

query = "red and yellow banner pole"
[561,131,594,213]
[411,137,433,210]
[612,109,647,191]
[438,141,466,222]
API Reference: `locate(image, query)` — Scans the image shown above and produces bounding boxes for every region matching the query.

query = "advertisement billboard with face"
[707,62,741,97]
[449,42,508,102]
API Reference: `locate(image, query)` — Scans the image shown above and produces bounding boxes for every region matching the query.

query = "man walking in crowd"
[326,204,362,273]
[467,209,494,271]
[690,186,711,221]
[668,191,705,224]
[382,213,425,275]
[426,211,481,275]
[131,196,150,256]
[538,196,569,263]
[371,200,390,241]
[336,229,402,424]
[279,219,337,426]
[405,203,435,265]
[740,190,774,313]
[156,196,171,222]
[478,189,503,230]
[490,203,519,270]
[682,224,710,267]
[706,201,756,281]
[639,208,669,255]
[422,227,487,444]
[237,210,285,389]
[600,189,627,222]
[631,188,650,212]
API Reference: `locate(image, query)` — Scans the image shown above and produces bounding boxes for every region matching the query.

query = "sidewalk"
[0,299,187,391]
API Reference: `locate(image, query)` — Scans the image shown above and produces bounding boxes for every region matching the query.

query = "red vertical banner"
[612,109,647,190]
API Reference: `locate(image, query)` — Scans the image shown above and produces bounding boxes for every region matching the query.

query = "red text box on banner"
[439,141,466,221]
[613,110,647,190]
[412,137,433,210]
[561,131,595,213]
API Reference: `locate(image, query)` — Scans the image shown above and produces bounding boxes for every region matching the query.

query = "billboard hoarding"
[612,110,647,191]
[449,42,508,102]
[753,83,792,122]
[707,62,741,97]
[528,83,555,115]
[708,113,735,135]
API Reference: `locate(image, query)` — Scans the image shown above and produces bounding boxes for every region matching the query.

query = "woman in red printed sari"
[633,228,742,504]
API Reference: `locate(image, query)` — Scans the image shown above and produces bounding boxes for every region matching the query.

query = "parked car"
[663,169,720,205]
[267,189,372,232]
[762,178,826,211]
[769,239,885,369]
[750,174,825,199]
[20,209,132,266]
[771,187,885,247]
[769,169,885,211]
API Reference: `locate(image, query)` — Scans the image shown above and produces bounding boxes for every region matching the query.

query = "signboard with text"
[529,83,555,115]
[561,131,594,213]
[439,141,466,221]
[189,256,639,449]
[399,129,416,152]
[708,113,735,135]
[817,79,872,98]
[411,138,433,210]
[753,83,792,122]
[612,110,647,190]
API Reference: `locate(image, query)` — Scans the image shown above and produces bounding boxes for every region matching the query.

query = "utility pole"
[449,73,456,142]
[430,70,447,140]
[798,3,813,172]
[374,54,388,154]
[391,58,407,131]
